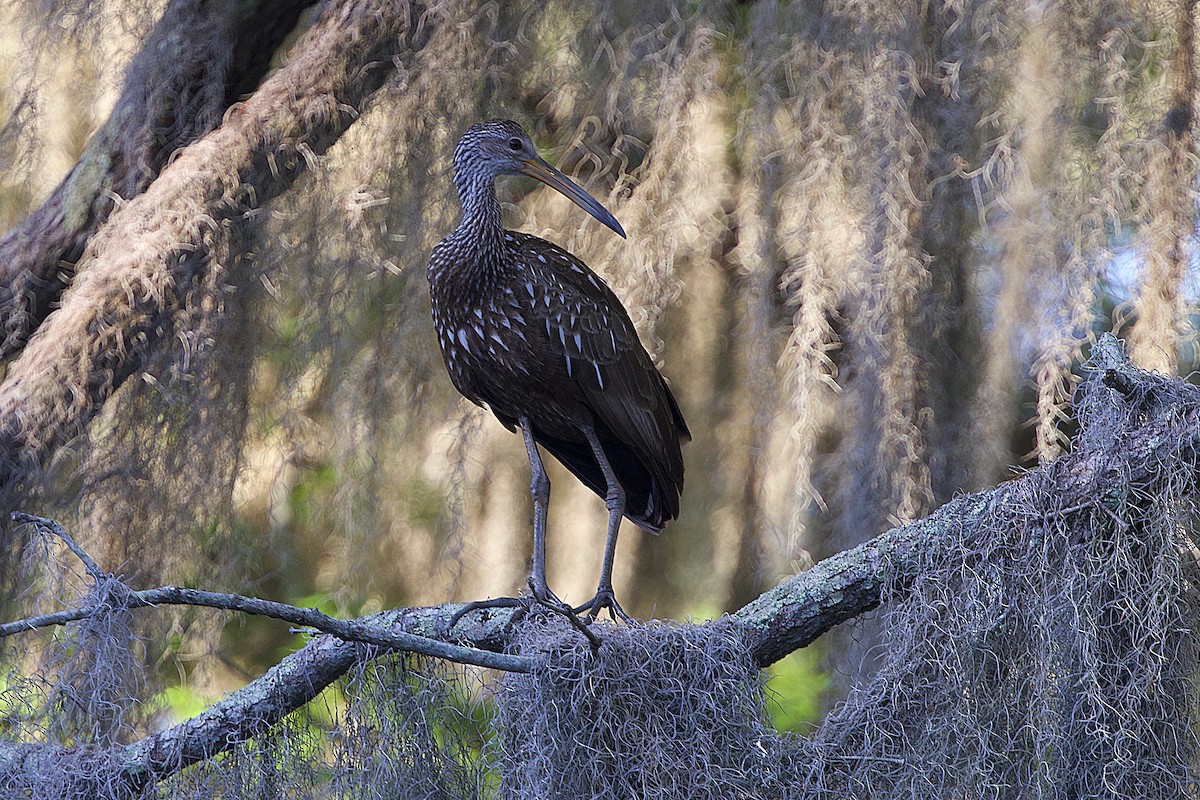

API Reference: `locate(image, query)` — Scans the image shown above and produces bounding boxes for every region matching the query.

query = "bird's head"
[453,119,626,238]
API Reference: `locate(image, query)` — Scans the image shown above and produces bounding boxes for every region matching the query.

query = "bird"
[428,119,689,626]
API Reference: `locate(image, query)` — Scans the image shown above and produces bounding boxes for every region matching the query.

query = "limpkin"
[428,119,689,626]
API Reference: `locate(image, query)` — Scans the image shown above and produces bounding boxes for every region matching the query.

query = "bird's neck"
[453,170,506,258]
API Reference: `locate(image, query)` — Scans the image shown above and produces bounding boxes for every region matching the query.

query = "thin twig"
[0,579,531,672]
[0,607,98,636]
[6,511,530,671]
[140,586,533,672]
[1040,502,1096,520]
[11,512,105,580]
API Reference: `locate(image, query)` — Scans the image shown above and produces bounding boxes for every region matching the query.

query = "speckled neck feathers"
[447,129,510,268]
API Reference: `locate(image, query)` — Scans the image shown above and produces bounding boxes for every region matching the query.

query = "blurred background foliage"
[1,0,1197,730]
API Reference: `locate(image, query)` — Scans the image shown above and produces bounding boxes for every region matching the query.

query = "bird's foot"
[573,588,632,623]
[529,580,602,648]
[448,587,601,649]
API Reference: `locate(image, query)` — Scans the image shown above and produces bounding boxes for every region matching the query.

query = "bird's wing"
[515,235,689,486]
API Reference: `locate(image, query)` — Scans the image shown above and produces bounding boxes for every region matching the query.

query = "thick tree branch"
[0,0,316,357]
[732,495,982,667]
[0,0,418,493]
[0,598,520,793]
[734,335,1200,665]
[0,631,366,798]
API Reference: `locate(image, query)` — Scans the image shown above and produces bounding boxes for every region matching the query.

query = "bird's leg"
[519,417,553,603]
[520,417,600,647]
[447,418,600,649]
[451,419,600,652]
[574,424,631,623]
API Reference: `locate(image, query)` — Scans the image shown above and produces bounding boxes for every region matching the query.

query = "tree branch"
[0,0,316,357]
[11,512,104,579]
[0,597,522,792]
[5,512,530,671]
[733,335,1200,666]
[0,582,532,672]
[0,0,418,492]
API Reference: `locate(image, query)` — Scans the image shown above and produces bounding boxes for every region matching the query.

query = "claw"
[573,588,632,623]
[529,578,601,647]
[448,590,602,649]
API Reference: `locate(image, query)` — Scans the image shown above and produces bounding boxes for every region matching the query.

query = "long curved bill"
[519,157,627,239]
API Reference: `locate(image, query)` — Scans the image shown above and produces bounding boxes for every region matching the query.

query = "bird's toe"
[575,590,632,624]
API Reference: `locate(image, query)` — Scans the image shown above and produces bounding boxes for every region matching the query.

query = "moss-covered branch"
[734,334,1200,665]
[3,336,1190,792]
[0,0,316,357]
[0,0,416,492]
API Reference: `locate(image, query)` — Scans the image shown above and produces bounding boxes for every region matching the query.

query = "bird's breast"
[428,235,606,430]
[432,286,549,396]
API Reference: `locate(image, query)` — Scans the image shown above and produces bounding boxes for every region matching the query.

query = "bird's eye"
[507,137,523,152]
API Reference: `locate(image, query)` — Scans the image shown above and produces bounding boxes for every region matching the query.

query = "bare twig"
[11,512,105,580]
[0,571,531,673]
[0,607,100,636]
[138,586,532,672]
[7,508,530,671]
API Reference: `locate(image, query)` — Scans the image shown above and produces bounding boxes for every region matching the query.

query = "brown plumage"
[428,119,689,621]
